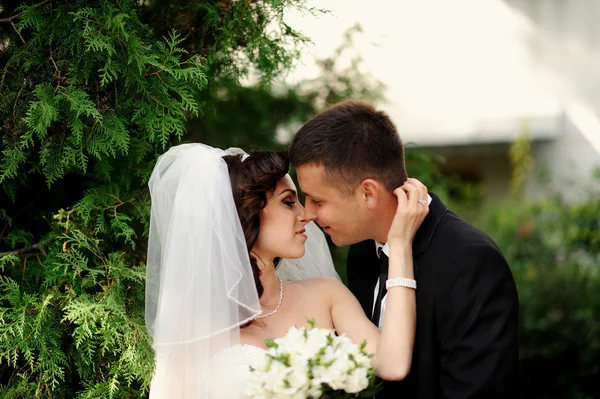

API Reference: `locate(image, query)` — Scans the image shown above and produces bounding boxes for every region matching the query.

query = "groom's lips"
[317,223,331,232]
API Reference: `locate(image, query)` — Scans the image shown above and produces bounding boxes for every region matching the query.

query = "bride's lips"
[295,228,307,239]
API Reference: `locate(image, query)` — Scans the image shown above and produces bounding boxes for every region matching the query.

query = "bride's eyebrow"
[278,189,297,197]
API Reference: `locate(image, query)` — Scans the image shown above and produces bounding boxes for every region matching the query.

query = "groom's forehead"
[297,163,328,181]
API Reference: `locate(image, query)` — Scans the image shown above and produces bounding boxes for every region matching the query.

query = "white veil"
[276,221,339,280]
[145,143,338,398]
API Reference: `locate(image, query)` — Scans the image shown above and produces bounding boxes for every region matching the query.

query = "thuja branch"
[0,238,52,257]
[0,0,51,24]
[105,194,137,217]
[0,0,52,44]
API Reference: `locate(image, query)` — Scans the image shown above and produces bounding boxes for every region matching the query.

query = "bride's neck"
[252,252,281,301]
[259,266,280,299]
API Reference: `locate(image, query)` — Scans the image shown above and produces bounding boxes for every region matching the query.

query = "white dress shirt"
[371,194,432,329]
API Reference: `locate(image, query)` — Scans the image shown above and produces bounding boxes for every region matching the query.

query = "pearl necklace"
[256,278,283,319]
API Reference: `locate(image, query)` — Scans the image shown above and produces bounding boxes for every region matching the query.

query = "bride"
[145,144,428,398]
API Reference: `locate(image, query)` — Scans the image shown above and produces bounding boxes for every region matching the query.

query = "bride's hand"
[387,178,429,247]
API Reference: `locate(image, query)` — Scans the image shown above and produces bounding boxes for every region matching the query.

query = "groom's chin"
[328,234,350,247]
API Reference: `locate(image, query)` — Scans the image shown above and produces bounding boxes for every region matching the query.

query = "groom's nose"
[303,201,317,222]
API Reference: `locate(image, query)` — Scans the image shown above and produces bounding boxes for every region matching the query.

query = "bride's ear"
[359,179,382,210]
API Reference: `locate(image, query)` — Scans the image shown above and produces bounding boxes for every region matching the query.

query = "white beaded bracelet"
[386,277,417,290]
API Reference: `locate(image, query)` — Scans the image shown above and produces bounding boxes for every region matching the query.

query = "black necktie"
[371,251,389,326]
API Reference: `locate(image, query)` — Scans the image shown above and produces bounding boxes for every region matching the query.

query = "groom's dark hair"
[289,100,407,194]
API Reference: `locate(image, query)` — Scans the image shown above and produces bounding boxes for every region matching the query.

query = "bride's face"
[253,174,308,260]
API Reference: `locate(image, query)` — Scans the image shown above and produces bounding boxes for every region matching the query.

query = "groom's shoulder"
[431,208,505,265]
[437,209,497,247]
[426,193,499,252]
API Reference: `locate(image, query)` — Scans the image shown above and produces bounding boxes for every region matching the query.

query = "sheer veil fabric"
[145,144,338,398]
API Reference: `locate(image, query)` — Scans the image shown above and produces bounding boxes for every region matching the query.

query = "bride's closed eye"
[283,198,297,207]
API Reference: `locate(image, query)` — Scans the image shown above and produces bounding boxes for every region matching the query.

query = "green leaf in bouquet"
[268,353,291,367]
[348,353,358,368]
[264,338,278,348]
[322,357,336,368]
[360,340,367,352]
[326,331,334,346]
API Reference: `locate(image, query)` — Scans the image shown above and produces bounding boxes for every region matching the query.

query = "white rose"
[304,328,329,356]
[353,352,371,368]
[288,349,310,369]
[333,334,354,349]
[345,366,369,393]
[308,382,323,399]
[280,326,305,346]
[320,358,351,390]
[318,345,336,365]
[269,360,291,384]
[286,365,310,390]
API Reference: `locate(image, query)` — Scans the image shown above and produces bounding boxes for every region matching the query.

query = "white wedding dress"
[206,345,266,399]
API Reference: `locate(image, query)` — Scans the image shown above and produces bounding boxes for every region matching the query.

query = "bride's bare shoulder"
[287,276,345,291]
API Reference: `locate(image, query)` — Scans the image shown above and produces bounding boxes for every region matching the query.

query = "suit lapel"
[411,193,448,277]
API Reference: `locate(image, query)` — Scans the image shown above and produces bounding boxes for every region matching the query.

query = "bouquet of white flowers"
[246,321,381,399]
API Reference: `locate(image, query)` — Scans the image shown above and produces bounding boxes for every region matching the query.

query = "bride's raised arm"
[327,178,428,381]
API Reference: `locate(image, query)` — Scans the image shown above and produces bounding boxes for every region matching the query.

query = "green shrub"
[478,191,600,399]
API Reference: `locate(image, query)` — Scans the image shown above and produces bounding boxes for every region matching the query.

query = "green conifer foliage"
[0,1,310,397]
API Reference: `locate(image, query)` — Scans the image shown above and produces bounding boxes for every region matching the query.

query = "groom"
[289,101,519,399]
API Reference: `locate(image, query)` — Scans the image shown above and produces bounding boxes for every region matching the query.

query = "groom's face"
[296,163,370,246]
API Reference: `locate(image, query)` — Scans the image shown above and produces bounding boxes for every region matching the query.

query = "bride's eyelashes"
[283,198,297,207]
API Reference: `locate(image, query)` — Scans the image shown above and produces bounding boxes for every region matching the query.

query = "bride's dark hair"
[222,151,289,300]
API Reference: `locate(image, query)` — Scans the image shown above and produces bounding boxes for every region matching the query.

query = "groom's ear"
[359,179,382,210]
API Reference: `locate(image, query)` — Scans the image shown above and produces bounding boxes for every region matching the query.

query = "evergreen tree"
[0,1,312,397]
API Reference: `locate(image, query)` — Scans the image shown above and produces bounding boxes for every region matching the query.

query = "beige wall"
[525,116,600,201]
[425,144,513,203]
[504,0,600,111]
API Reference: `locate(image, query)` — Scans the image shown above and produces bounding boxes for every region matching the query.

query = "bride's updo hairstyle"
[222,151,289,299]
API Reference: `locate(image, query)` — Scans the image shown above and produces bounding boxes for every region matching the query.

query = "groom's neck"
[370,200,397,244]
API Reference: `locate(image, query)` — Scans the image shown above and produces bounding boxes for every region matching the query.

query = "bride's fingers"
[406,177,425,188]
[402,182,419,212]
[406,178,428,203]
[389,185,426,243]
[406,179,429,221]
[393,187,408,209]
[404,181,429,228]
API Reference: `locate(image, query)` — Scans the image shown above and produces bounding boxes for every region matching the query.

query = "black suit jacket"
[347,193,519,399]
